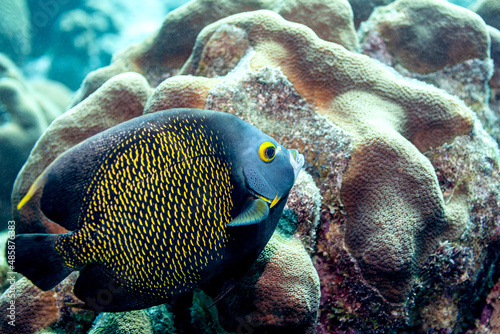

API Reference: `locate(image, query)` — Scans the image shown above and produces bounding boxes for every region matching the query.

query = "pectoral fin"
[227,198,269,227]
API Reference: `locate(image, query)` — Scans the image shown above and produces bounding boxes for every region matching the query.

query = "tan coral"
[0,277,57,333]
[219,232,320,333]
[146,10,473,302]
[0,273,91,334]
[252,234,320,332]
[71,0,357,105]
[359,0,490,74]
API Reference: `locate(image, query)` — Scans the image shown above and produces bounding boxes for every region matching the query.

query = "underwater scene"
[0,0,500,333]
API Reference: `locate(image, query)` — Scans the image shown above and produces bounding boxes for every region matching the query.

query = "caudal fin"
[11,233,74,290]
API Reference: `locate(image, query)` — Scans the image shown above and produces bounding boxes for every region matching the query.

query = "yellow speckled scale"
[55,114,233,297]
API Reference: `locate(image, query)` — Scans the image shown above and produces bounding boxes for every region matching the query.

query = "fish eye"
[258,142,276,163]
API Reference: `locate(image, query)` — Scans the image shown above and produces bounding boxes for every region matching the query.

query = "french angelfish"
[12,108,304,312]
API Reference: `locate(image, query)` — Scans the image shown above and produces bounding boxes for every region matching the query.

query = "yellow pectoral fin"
[227,198,270,227]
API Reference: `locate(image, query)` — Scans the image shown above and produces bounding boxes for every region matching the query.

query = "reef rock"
[360,0,500,145]
[0,54,70,230]
[70,0,358,106]
[7,1,500,333]
[359,0,490,74]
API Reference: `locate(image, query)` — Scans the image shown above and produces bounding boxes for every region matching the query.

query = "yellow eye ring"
[259,142,277,163]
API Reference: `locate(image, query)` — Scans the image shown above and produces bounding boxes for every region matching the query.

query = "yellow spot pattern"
[54,114,234,299]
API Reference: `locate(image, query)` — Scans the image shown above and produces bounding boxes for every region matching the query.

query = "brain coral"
[359,0,500,147]
[218,232,320,334]
[71,0,357,105]
[359,0,490,74]
[146,9,473,303]
[9,0,500,332]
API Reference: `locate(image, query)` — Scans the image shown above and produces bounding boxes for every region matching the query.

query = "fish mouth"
[249,189,280,208]
[289,149,305,181]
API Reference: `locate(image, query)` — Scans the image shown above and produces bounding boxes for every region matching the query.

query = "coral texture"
[359,0,490,74]
[70,0,358,105]
[88,305,175,334]
[0,274,94,334]
[360,0,500,145]
[0,277,57,333]
[89,310,153,334]
[219,232,320,334]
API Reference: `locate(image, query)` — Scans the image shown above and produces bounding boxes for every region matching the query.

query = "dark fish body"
[13,108,304,311]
